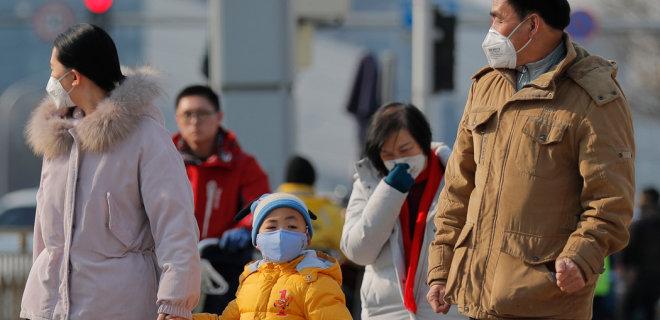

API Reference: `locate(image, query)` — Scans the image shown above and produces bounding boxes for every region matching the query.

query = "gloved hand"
[384,163,414,193]
[218,228,251,252]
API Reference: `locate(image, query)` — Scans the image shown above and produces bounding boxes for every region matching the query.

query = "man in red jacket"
[173,85,270,313]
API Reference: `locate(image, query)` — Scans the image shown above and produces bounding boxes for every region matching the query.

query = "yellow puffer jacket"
[277,183,345,258]
[193,251,352,320]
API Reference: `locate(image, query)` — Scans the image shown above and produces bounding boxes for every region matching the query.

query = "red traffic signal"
[84,0,113,14]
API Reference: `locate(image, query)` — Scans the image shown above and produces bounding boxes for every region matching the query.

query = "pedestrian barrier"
[0,227,32,320]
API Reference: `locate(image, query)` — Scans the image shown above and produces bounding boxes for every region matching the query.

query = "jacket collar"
[242,250,341,283]
[26,67,163,159]
[523,34,577,90]
[173,128,240,168]
[472,34,583,103]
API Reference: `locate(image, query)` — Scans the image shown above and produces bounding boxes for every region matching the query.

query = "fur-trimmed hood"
[26,66,164,159]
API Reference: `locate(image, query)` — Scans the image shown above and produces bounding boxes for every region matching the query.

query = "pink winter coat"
[21,68,201,320]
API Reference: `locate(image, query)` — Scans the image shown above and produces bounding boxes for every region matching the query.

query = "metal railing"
[0,227,33,320]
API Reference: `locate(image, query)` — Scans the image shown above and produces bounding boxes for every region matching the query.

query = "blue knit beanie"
[250,193,314,245]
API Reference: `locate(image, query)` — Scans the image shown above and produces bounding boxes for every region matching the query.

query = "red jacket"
[174,129,270,239]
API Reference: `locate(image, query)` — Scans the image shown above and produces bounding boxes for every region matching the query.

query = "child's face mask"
[256,229,307,263]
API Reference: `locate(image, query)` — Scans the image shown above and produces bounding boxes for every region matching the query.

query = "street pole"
[208,0,223,94]
[411,0,432,112]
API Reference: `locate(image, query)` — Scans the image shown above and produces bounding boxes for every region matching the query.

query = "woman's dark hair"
[54,23,125,93]
[364,103,432,177]
[507,0,571,31]
[175,85,221,112]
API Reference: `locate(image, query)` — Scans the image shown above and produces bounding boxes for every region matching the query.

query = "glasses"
[177,110,216,122]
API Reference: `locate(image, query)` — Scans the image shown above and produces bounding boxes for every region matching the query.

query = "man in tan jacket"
[426,0,635,319]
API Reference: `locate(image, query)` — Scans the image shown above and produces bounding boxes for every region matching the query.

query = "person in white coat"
[341,103,461,319]
[21,23,200,320]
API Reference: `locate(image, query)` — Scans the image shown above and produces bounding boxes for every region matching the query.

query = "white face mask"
[384,153,427,179]
[481,16,533,69]
[46,70,75,109]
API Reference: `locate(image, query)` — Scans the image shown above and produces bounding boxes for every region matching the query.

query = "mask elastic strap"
[507,15,534,54]
[56,70,71,82]
[516,36,533,54]
[506,15,532,40]
[57,70,76,94]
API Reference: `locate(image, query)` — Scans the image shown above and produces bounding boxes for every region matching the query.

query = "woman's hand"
[384,163,414,193]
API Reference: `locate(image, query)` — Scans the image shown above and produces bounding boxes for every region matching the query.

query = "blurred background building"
[1,0,660,197]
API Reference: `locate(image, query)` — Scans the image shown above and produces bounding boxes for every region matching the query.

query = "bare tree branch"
[602,0,660,118]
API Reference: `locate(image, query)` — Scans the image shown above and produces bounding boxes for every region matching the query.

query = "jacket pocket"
[452,222,474,250]
[488,231,569,318]
[444,223,474,305]
[360,267,399,316]
[360,268,374,308]
[464,110,497,165]
[106,192,141,249]
[515,117,570,178]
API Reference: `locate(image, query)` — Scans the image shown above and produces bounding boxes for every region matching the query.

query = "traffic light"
[84,0,113,14]
[84,0,113,29]
[432,7,456,92]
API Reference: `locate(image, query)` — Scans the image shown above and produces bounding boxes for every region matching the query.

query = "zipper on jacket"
[62,134,81,319]
[202,180,217,238]
[479,131,488,165]
[476,109,521,307]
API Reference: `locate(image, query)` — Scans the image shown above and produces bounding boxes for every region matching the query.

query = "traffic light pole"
[411,0,432,112]
[207,0,223,94]
[89,12,111,30]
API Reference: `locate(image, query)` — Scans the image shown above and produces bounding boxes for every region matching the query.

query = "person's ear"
[70,69,82,87]
[529,14,540,36]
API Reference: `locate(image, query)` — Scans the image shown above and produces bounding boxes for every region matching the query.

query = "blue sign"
[567,10,598,40]
[401,0,413,29]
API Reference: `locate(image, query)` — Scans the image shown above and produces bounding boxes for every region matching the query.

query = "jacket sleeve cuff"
[428,278,448,287]
[427,244,452,285]
[559,237,605,280]
[427,266,449,285]
[158,303,193,319]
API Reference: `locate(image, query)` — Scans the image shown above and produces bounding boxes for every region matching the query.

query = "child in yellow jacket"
[194,193,352,320]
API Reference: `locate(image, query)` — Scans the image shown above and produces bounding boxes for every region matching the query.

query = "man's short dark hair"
[507,0,571,31]
[643,187,660,206]
[285,156,316,186]
[364,102,432,177]
[175,85,221,112]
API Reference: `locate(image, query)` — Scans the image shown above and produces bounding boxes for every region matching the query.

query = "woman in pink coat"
[21,23,201,320]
